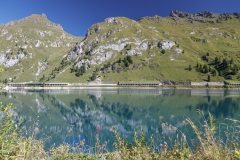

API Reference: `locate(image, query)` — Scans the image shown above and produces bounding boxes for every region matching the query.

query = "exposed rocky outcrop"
[126,50,142,56]
[195,11,216,18]
[217,13,232,23]
[158,40,175,50]
[35,61,48,76]
[170,10,216,23]
[138,15,164,22]
[1,13,63,30]
[1,10,240,82]
[233,12,240,18]
[45,22,63,30]
[0,13,80,73]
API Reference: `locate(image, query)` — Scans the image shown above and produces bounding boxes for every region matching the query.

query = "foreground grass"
[0,103,240,159]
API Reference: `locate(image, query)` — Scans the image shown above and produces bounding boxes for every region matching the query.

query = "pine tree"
[126,55,133,64]
[208,75,211,82]
[189,65,192,71]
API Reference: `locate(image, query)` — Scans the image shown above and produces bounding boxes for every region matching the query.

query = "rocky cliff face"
[170,10,217,23]
[67,16,179,69]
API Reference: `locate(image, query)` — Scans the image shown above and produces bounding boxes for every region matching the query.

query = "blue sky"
[0,0,239,36]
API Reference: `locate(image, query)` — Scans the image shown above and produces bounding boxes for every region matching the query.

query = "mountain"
[0,13,82,82]
[1,11,240,83]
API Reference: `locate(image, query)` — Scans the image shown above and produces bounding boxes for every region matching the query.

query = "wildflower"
[172,126,177,132]
[96,124,100,134]
[235,149,240,158]
[161,123,165,128]
[80,139,85,146]
[159,116,164,121]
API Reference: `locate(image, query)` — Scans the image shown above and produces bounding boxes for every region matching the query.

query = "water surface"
[1,88,239,150]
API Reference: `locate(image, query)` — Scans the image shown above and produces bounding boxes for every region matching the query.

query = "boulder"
[173,48,183,54]
[139,42,148,50]
[104,51,115,60]
[4,58,18,68]
[41,13,47,19]
[4,21,15,27]
[195,11,216,18]
[126,50,142,56]
[158,40,175,50]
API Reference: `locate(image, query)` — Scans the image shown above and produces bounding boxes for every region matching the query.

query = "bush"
[126,55,133,64]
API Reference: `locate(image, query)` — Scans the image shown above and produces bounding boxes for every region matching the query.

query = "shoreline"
[2,84,240,92]
[2,81,240,92]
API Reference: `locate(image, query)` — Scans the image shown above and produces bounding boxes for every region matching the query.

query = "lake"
[0,88,240,151]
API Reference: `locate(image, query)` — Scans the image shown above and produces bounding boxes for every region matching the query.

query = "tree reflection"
[195,98,239,118]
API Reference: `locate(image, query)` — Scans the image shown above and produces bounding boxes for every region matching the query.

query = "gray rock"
[94,25,101,34]
[190,31,195,35]
[50,41,61,47]
[104,51,115,60]
[158,40,175,50]
[75,59,90,68]
[6,34,12,40]
[170,10,216,23]
[4,21,15,27]
[0,54,5,64]
[138,15,164,22]
[105,17,115,23]
[126,50,142,56]
[195,11,216,18]
[4,58,18,67]
[41,13,47,19]
[139,42,148,50]
[45,22,63,30]
[17,53,25,59]
[104,17,122,24]
[173,48,183,54]
[233,12,240,18]
[106,29,112,38]
[170,10,192,18]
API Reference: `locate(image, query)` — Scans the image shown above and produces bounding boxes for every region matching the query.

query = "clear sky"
[0,0,239,37]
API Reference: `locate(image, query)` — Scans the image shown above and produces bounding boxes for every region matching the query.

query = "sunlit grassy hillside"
[1,12,240,83]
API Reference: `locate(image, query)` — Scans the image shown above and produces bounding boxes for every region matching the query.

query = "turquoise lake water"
[0,88,239,151]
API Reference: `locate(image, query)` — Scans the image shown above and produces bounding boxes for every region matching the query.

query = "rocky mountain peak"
[0,13,63,30]
[138,15,164,22]
[40,13,47,19]
[170,10,216,19]
[195,11,216,18]
[170,10,218,23]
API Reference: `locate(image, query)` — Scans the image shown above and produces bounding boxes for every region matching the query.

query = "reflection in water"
[0,89,239,150]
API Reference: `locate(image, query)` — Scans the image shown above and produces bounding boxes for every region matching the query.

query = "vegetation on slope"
[0,14,82,83]
[57,12,240,83]
[1,11,240,83]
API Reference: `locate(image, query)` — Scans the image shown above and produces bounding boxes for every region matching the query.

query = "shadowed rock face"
[170,10,216,19]
[170,10,217,23]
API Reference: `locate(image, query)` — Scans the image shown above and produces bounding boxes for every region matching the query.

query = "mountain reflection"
[0,89,239,149]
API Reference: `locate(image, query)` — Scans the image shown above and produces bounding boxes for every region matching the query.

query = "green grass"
[1,13,240,83]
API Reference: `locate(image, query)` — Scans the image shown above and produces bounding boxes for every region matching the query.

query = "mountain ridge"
[1,11,240,83]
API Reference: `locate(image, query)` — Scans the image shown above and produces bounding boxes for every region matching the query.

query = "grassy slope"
[0,14,81,82]
[56,15,240,83]
[2,14,240,83]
